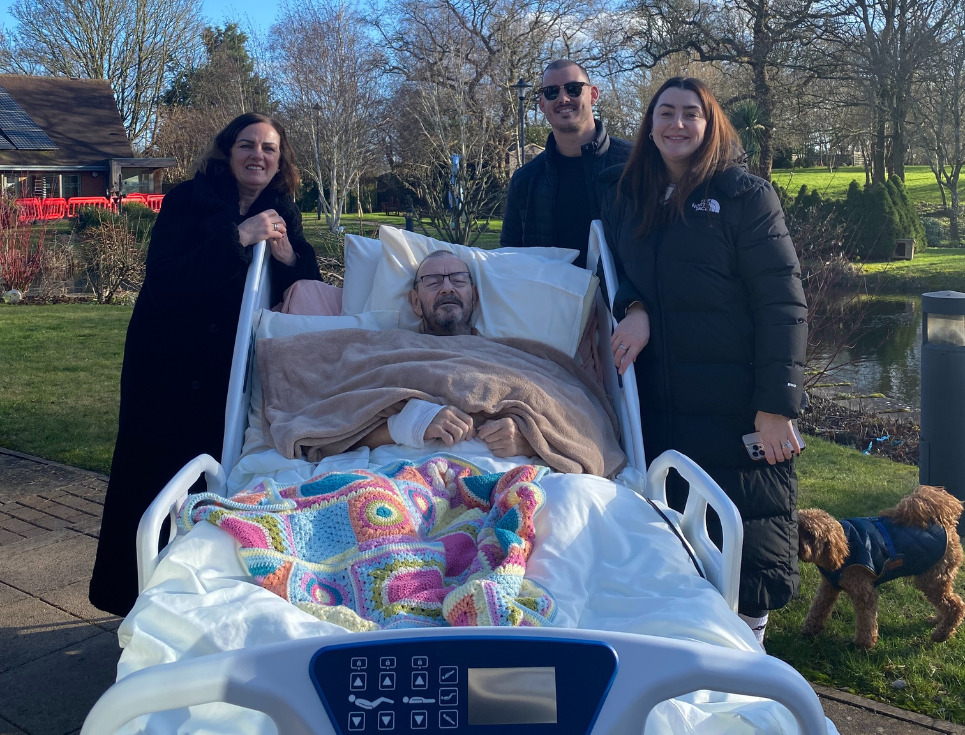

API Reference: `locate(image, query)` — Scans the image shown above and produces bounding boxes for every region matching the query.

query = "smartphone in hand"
[742,424,805,461]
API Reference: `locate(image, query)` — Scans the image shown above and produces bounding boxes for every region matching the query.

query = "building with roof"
[0,75,174,199]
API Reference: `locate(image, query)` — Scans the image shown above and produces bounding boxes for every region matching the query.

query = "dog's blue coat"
[820,517,947,588]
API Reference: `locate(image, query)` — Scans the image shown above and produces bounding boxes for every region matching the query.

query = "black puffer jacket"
[603,166,808,614]
[90,171,322,616]
[500,119,632,254]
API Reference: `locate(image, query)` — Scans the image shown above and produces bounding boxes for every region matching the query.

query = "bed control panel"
[309,636,617,735]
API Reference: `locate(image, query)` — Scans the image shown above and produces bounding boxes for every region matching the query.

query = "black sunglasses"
[537,82,590,101]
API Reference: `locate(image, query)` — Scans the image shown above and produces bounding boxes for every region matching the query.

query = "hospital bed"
[82,224,834,735]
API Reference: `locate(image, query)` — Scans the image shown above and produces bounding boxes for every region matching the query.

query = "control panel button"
[350,657,367,670]
[439,710,459,729]
[349,673,366,691]
[412,655,428,668]
[378,671,396,690]
[438,665,458,684]
[347,712,365,731]
[377,711,395,730]
[380,656,396,669]
[410,710,428,729]
[411,671,428,689]
[438,687,458,706]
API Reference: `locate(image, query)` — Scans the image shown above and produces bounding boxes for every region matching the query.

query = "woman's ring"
[619,343,627,350]
[273,222,279,232]
[781,440,792,451]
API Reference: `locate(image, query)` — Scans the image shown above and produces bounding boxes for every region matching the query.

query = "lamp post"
[510,77,531,166]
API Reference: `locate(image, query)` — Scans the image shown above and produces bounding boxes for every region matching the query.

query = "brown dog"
[798,485,964,649]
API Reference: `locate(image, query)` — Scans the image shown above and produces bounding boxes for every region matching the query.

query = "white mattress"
[114,441,834,734]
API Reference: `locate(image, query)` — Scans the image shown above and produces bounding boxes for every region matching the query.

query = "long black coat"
[603,166,808,615]
[89,171,321,616]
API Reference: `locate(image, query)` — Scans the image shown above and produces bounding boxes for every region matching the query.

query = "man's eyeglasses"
[415,271,472,289]
[537,82,590,101]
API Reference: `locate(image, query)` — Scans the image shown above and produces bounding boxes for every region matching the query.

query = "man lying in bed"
[257,251,627,478]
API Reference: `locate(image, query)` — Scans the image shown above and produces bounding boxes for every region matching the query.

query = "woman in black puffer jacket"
[90,113,322,617]
[603,77,808,646]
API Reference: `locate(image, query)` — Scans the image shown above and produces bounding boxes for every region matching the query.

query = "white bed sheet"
[114,441,834,734]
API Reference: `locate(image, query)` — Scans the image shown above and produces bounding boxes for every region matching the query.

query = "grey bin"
[919,290,965,532]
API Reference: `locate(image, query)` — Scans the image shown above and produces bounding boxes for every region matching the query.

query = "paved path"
[2,446,964,735]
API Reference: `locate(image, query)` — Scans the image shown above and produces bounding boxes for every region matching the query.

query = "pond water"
[809,294,922,412]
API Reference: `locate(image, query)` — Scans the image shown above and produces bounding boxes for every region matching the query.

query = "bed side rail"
[221,240,271,477]
[136,453,226,593]
[81,628,827,735]
[587,219,646,469]
[645,450,743,612]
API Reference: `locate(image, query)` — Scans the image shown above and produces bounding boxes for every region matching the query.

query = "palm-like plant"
[728,100,766,167]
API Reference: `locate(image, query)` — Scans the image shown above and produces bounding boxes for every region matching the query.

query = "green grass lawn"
[861,247,965,293]
[0,303,130,473]
[772,165,946,206]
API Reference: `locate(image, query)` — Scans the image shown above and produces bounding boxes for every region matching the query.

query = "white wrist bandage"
[386,399,445,448]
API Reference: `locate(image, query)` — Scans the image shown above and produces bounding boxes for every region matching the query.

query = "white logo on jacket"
[692,199,721,213]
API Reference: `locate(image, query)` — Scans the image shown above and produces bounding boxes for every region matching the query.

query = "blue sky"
[0,0,279,35]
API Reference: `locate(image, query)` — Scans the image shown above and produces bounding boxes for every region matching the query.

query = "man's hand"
[477,417,535,458]
[424,406,475,445]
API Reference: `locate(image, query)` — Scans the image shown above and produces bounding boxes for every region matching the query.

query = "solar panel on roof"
[0,86,58,150]
[0,133,15,150]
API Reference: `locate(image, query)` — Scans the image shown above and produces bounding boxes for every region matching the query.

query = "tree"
[624,0,831,179]
[271,0,384,231]
[3,0,203,150]
[820,0,957,183]
[914,4,965,244]
[152,24,272,184]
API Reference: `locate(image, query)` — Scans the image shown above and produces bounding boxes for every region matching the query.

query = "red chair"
[14,197,42,222]
[40,197,68,220]
[146,194,164,213]
[66,197,113,217]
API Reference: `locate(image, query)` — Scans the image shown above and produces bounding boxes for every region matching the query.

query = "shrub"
[77,217,145,303]
[922,217,946,247]
[0,198,50,292]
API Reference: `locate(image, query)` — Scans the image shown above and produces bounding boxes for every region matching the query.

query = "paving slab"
[0,597,104,673]
[0,530,98,595]
[0,630,119,735]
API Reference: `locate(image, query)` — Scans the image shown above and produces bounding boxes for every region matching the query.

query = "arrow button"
[347,712,365,731]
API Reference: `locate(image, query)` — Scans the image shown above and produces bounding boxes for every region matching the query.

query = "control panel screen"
[466,666,557,725]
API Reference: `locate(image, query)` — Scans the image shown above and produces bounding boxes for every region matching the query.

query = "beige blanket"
[258,328,627,478]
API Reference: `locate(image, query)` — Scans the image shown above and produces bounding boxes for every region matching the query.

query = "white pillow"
[365,226,595,356]
[341,235,381,315]
[241,309,400,458]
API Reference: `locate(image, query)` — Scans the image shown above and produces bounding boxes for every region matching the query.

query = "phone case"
[742,425,806,461]
[742,432,766,460]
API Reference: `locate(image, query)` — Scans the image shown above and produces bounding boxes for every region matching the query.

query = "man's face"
[538,65,599,137]
[408,254,476,336]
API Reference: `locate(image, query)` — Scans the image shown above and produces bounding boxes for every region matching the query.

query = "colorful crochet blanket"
[178,454,557,629]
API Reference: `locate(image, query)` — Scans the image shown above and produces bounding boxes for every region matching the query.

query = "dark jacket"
[500,119,632,258]
[603,166,808,614]
[89,171,321,616]
[820,518,948,588]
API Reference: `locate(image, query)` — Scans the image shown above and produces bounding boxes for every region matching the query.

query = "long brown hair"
[195,113,300,196]
[618,77,742,238]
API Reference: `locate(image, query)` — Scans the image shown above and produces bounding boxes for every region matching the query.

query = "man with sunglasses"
[501,60,632,268]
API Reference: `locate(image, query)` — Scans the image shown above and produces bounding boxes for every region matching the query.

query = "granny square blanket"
[178,454,557,629]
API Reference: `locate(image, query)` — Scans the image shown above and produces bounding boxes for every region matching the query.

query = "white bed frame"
[98,228,827,735]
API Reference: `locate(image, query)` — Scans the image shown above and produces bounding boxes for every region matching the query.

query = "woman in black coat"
[603,78,808,646]
[90,113,322,616]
